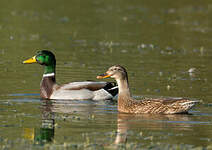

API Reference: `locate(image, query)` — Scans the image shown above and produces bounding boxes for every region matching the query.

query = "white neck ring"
[43,73,55,77]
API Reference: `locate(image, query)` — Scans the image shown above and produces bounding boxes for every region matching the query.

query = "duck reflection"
[23,100,55,145]
[23,99,194,146]
[23,99,99,144]
[114,113,193,145]
[47,99,97,114]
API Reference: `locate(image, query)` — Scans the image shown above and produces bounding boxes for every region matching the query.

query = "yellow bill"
[23,56,37,64]
[96,73,111,79]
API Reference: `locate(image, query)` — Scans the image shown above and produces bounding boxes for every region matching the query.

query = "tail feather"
[177,100,199,113]
[163,99,199,114]
[93,82,118,100]
[180,101,198,107]
[103,82,118,97]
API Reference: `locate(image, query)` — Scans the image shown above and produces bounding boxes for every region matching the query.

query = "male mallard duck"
[23,50,118,100]
[97,65,198,114]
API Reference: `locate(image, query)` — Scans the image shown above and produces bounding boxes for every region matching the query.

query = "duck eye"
[36,55,45,64]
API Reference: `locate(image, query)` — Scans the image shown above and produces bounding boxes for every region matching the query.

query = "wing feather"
[59,81,108,91]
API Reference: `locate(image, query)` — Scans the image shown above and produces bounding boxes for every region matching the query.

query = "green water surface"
[0,0,212,149]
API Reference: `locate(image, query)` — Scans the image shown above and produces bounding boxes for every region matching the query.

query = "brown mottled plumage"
[97,65,198,114]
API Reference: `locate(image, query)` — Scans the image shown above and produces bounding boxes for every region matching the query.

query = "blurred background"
[0,0,212,149]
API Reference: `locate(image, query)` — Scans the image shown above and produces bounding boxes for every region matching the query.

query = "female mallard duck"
[97,65,198,114]
[23,50,118,100]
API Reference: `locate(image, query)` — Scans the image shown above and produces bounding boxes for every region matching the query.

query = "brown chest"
[40,76,56,99]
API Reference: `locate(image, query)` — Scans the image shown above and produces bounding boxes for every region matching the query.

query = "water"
[0,0,212,149]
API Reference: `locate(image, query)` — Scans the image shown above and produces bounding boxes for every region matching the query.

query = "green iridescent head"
[23,50,56,74]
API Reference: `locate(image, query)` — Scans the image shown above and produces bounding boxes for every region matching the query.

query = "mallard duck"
[23,50,118,100]
[97,65,198,114]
